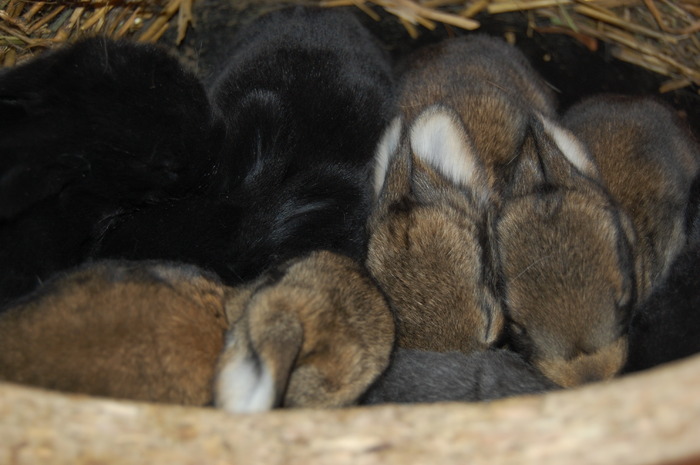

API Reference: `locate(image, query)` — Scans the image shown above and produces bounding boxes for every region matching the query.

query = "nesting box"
[0,1,699,464]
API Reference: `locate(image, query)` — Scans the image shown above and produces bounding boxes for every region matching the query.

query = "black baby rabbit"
[0,37,221,307]
[92,6,395,285]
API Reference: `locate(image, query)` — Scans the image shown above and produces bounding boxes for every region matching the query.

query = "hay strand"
[0,0,698,93]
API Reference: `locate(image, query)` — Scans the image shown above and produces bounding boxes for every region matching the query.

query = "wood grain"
[1,353,699,465]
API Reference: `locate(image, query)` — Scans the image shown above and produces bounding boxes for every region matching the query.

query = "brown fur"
[563,95,700,298]
[396,35,557,197]
[367,117,503,353]
[495,119,634,387]
[0,260,230,405]
[214,250,394,412]
[367,35,558,354]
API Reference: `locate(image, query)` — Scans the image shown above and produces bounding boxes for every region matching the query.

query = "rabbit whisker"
[511,253,556,283]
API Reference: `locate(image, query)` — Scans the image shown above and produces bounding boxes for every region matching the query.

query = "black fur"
[624,239,700,373]
[0,38,221,306]
[361,348,558,405]
[92,6,395,283]
[0,6,395,306]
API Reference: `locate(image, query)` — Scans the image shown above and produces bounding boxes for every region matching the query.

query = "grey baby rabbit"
[562,95,700,298]
[215,250,395,413]
[0,260,230,405]
[361,348,558,405]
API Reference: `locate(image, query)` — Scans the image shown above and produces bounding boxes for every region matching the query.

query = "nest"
[323,0,700,92]
[0,0,700,92]
[1,0,699,91]
[0,0,194,66]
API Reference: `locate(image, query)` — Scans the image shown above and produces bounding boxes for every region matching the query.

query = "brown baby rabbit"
[562,95,700,298]
[215,250,395,413]
[495,113,636,388]
[368,35,559,354]
[368,106,504,354]
[0,260,230,405]
[374,35,558,200]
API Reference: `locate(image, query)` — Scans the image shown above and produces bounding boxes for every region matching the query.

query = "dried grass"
[0,0,194,66]
[322,0,700,91]
[0,0,698,91]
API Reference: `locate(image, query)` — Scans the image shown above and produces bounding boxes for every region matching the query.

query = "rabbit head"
[562,95,700,298]
[0,260,230,405]
[215,250,394,413]
[496,114,635,388]
[393,35,557,199]
[368,105,503,354]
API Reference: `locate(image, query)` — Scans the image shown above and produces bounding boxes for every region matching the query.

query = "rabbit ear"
[215,303,304,413]
[410,106,483,191]
[373,116,403,197]
[215,329,279,413]
[537,113,599,179]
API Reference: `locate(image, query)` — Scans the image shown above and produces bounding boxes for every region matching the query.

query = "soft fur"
[495,116,635,387]
[0,38,222,307]
[624,239,700,373]
[393,35,558,199]
[91,6,395,285]
[0,260,230,405]
[368,107,503,353]
[361,348,558,405]
[215,250,394,413]
[562,95,700,298]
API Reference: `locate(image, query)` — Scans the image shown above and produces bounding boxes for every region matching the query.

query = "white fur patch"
[373,116,403,197]
[215,348,276,414]
[410,107,478,188]
[539,114,598,178]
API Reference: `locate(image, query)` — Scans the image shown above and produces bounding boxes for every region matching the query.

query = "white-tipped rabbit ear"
[215,333,277,413]
[410,106,480,190]
[373,116,403,196]
[538,114,599,178]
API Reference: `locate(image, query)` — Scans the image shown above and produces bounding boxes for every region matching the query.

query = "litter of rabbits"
[1,2,700,464]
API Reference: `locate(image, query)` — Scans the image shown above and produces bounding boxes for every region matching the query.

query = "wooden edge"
[1,354,700,465]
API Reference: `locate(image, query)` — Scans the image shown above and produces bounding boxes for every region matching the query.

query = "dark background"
[172,1,700,138]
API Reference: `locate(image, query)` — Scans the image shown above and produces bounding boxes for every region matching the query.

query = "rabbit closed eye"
[215,250,394,413]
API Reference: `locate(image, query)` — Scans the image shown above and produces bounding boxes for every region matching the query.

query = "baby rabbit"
[367,35,558,354]
[368,107,503,353]
[361,348,558,405]
[494,114,636,388]
[562,95,700,298]
[374,35,558,199]
[215,250,394,413]
[0,37,221,307]
[0,260,229,405]
[92,6,395,285]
